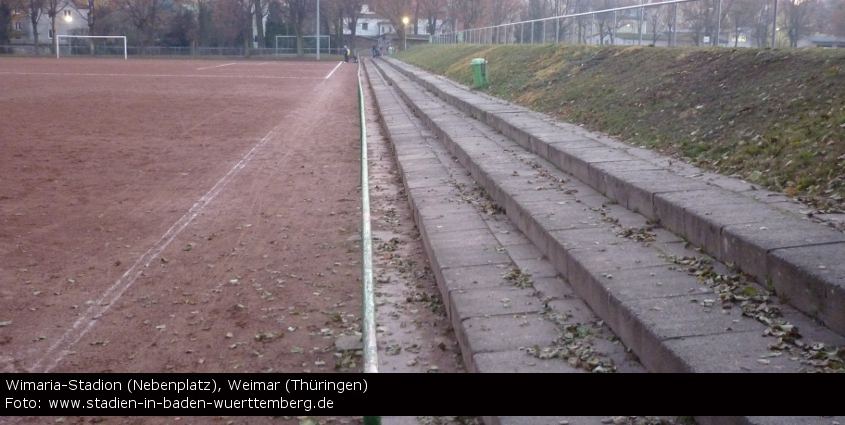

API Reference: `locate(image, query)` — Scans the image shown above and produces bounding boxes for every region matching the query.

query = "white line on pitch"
[28,124,285,373]
[325,62,343,79]
[196,63,236,70]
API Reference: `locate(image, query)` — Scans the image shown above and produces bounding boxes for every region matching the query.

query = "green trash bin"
[471,58,488,88]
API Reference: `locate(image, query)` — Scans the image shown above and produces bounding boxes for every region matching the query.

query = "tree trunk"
[30,15,39,55]
[254,0,264,48]
[88,0,94,55]
[50,14,56,55]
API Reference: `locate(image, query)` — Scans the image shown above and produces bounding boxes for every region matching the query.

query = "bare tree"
[283,0,314,57]
[648,4,670,44]
[372,0,412,44]
[809,0,836,35]
[418,0,444,35]
[211,0,243,47]
[573,0,587,44]
[725,0,755,46]
[549,0,574,42]
[23,0,43,54]
[489,0,520,41]
[254,0,266,47]
[681,0,717,45]
[114,0,166,52]
[194,0,215,48]
[781,0,818,47]
[829,0,845,36]
[750,0,772,46]
[43,0,71,54]
[0,0,13,45]
[70,0,110,54]
[593,0,624,44]
[232,0,254,53]
[524,0,549,42]
[451,0,484,31]
[340,0,363,49]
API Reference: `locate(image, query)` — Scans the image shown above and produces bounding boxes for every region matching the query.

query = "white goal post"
[56,35,128,59]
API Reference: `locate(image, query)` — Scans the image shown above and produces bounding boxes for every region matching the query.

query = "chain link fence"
[433,0,701,48]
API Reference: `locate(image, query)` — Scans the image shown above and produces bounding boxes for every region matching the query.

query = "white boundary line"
[325,62,343,79]
[196,63,236,70]
[28,124,285,373]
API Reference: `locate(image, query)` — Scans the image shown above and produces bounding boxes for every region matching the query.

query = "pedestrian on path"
[343,45,349,62]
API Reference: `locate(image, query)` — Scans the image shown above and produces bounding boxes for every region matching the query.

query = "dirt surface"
[0,57,378,424]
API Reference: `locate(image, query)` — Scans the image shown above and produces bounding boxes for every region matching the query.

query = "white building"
[344,4,442,39]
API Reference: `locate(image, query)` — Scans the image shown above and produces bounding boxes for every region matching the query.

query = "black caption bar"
[3,374,372,415]
[0,373,835,415]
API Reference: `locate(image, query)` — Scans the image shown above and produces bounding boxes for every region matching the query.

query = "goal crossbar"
[57,35,127,59]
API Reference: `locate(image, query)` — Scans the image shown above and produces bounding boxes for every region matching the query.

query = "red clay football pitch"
[0,57,368,384]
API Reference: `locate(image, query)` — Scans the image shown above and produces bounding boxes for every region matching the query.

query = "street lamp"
[402,16,409,50]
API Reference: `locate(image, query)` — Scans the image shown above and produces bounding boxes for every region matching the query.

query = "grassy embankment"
[394,44,845,213]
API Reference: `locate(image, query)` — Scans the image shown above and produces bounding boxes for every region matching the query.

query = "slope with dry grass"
[395,44,845,213]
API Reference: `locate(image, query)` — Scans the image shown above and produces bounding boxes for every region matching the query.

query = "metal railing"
[357,54,379,375]
[357,51,381,425]
[433,0,699,47]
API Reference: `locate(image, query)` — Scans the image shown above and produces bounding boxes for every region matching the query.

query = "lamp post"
[402,16,409,50]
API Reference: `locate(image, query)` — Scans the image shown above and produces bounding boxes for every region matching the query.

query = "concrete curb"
[365,61,644,375]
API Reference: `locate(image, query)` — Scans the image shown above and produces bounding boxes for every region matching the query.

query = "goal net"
[57,35,128,59]
[274,35,331,55]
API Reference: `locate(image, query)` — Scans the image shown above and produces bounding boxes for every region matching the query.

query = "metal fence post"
[542,20,546,43]
[613,11,617,44]
[556,18,560,43]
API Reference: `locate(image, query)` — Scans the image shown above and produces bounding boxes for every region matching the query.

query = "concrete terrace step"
[377,58,845,338]
[365,55,845,377]
[364,60,646,374]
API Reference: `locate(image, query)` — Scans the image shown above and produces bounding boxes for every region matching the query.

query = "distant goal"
[57,35,127,59]
[274,35,330,55]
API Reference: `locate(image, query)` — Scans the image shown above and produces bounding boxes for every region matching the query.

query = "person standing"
[343,45,349,62]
